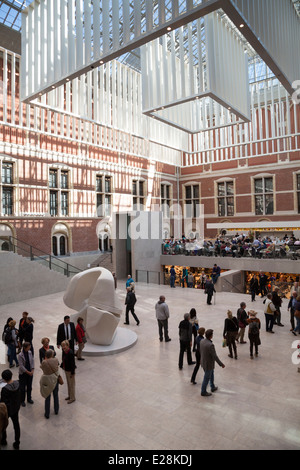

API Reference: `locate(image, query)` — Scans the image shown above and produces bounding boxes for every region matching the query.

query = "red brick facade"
[0,46,300,254]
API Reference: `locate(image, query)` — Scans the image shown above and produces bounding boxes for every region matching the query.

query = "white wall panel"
[21,0,222,102]
[141,12,250,133]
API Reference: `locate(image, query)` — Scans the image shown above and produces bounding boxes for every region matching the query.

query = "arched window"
[51,223,71,256]
[0,223,14,251]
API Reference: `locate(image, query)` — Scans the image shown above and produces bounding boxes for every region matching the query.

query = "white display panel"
[141,12,250,132]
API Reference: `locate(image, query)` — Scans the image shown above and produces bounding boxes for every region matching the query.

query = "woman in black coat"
[223,310,238,359]
[250,275,259,302]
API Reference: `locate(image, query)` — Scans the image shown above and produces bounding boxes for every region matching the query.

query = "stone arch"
[0,222,16,251]
[162,221,171,240]
[51,222,72,256]
[96,217,112,252]
[217,220,233,237]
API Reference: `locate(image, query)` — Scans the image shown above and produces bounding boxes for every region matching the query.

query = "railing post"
[30,245,33,261]
[66,264,69,277]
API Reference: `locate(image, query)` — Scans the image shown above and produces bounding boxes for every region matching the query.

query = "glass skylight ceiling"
[1,0,299,33]
[0,0,299,86]
[0,1,31,31]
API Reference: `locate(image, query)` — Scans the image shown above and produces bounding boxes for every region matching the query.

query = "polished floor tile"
[0,282,300,450]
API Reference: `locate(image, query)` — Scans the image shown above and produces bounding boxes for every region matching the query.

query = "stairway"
[90,251,114,272]
[0,251,70,305]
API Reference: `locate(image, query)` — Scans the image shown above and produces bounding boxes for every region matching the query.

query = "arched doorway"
[0,223,14,251]
[96,218,112,252]
[99,233,110,252]
[52,234,67,256]
[51,223,71,256]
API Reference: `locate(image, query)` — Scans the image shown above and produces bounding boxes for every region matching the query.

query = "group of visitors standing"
[2,311,34,368]
[223,304,261,360]
[176,307,225,396]
[0,313,87,449]
[154,276,299,396]
[154,296,225,397]
[1,272,299,449]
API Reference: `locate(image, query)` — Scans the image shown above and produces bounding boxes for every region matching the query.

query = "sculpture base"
[81,327,138,356]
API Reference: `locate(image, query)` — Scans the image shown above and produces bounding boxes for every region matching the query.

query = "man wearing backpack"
[247,310,261,359]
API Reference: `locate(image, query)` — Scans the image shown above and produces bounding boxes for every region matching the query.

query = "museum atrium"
[0,0,300,453]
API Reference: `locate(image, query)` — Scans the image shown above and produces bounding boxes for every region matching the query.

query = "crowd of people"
[163,233,300,259]
[132,273,300,395]
[0,313,87,449]
[1,272,300,450]
[166,264,221,294]
[177,278,299,394]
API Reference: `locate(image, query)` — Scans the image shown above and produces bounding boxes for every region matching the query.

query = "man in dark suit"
[205,278,215,305]
[56,316,77,352]
[259,272,268,297]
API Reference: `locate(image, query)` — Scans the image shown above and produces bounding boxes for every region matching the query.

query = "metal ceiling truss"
[20,0,300,134]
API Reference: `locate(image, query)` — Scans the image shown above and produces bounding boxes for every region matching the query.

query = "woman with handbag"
[223,310,238,359]
[75,317,87,361]
[40,349,60,419]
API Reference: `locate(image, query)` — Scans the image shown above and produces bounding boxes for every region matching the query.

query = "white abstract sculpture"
[63,267,122,346]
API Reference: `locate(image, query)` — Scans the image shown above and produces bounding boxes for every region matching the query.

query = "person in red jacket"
[75,317,86,361]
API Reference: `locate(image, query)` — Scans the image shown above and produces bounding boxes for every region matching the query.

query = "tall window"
[185,184,199,218]
[254,177,273,215]
[217,181,234,217]
[2,162,13,185]
[161,183,172,217]
[2,162,14,215]
[61,171,69,189]
[96,175,112,217]
[49,168,70,217]
[133,179,145,210]
[61,192,69,216]
[297,174,300,214]
[50,191,58,217]
[49,169,58,189]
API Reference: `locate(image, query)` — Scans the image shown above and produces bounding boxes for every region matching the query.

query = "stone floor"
[0,282,300,451]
